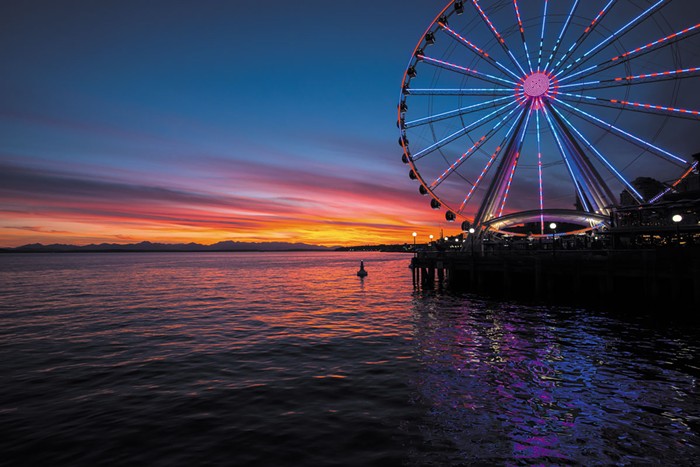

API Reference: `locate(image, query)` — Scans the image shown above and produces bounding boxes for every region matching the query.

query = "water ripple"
[1,252,699,465]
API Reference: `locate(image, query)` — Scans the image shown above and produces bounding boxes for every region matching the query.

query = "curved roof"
[481,209,610,232]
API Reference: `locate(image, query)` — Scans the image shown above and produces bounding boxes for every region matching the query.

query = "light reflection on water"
[1,252,698,465]
[410,295,699,465]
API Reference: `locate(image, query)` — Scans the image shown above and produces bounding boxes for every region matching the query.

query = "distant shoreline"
[0,245,413,254]
[0,239,416,254]
[0,249,336,254]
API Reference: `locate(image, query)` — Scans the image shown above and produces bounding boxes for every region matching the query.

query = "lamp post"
[412,232,417,249]
[469,228,475,255]
[672,214,682,245]
[429,234,434,248]
[549,222,557,255]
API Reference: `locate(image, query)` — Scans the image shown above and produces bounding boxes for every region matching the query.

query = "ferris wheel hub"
[522,72,550,98]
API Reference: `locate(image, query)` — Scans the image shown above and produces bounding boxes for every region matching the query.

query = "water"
[1,251,698,466]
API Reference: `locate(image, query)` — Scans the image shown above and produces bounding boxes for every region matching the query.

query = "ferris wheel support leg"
[548,103,645,204]
[473,105,531,227]
[547,103,617,212]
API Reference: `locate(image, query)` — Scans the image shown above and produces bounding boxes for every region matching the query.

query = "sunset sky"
[2,1,698,247]
[0,0,443,247]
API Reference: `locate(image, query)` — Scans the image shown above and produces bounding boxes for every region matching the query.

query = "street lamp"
[549,222,557,254]
[672,214,682,245]
[468,227,475,255]
[429,234,433,246]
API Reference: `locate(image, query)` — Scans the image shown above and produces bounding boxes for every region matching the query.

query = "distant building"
[612,159,700,246]
[620,177,667,206]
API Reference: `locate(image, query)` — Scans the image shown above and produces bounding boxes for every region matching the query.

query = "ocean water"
[1,251,698,466]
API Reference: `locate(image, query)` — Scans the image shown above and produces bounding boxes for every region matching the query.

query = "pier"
[411,247,700,314]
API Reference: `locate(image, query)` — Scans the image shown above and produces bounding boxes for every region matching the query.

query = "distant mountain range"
[0,241,335,253]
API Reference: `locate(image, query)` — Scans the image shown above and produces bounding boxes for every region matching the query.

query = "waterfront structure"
[411,247,700,312]
[398,0,700,239]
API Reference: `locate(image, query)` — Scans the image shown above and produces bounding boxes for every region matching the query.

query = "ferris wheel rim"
[399,0,699,235]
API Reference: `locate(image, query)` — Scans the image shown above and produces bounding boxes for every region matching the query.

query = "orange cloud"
[0,161,455,247]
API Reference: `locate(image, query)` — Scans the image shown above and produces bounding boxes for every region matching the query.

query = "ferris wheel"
[398,0,700,236]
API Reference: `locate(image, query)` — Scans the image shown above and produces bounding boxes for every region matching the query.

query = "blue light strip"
[553,97,688,165]
[543,0,580,73]
[549,103,645,203]
[556,91,700,119]
[419,54,518,87]
[513,0,534,73]
[558,21,700,84]
[432,105,523,188]
[404,95,513,128]
[557,80,601,90]
[555,0,667,78]
[550,0,615,76]
[558,64,599,84]
[412,100,518,161]
[529,66,700,91]
[438,21,520,81]
[406,88,514,96]
[470,0,528,76]
[537,0,548,71]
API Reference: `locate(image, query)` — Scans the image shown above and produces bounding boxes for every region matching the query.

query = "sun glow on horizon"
[0,218,444,248]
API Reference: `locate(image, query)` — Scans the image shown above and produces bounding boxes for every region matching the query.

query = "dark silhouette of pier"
[412,182,700,316]
[411,246,700,315]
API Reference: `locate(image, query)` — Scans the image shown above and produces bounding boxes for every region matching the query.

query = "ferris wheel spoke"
[536,0,549,71]
[549,103,645,203]
[437,20,520,81]
[555,0,670,79]
[431,105,524,189]
[559,66,700,91]
[553,97,688,166]
[549,0,616,76]
[541,104,594,212]
[559,22,700,84]
[404,96,513,129]
[458,108,526,214]
[542,0,581,73]
[513,0,534,73]
[497,107,533,217]
[411,100,518,161]
[469,0,528,76]
[417,54,518,87]
[404,88,514,96]
[557,91,700,121]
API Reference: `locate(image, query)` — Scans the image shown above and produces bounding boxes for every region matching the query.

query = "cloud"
[5,225,73,234]
[0,159,440,246]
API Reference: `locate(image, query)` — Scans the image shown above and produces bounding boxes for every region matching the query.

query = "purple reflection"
[411,296,699,465]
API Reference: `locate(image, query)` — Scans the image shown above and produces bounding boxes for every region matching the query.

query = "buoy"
[357,260,368,277]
